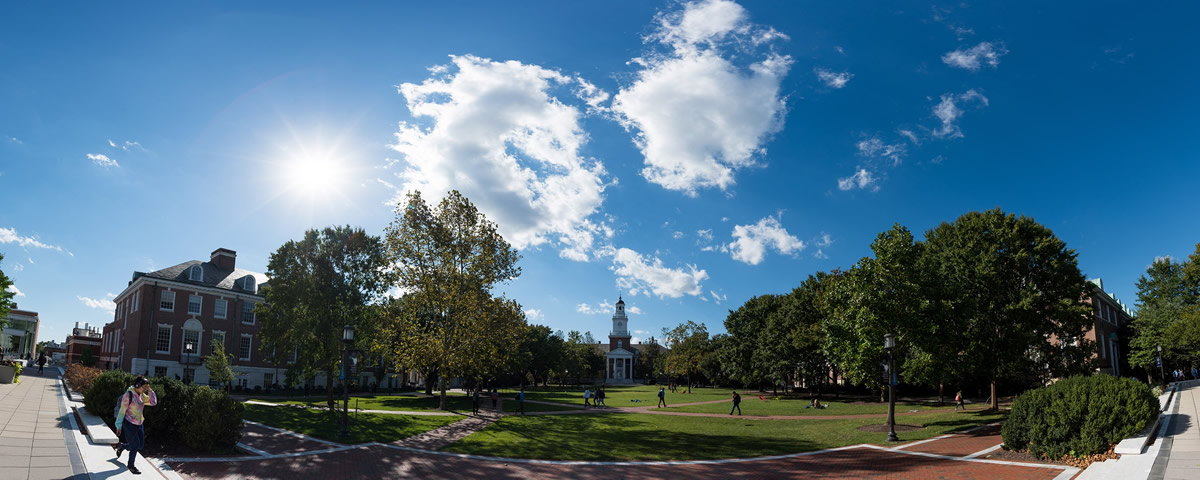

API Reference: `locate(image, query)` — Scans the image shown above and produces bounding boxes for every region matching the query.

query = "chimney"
[211,248,237,270]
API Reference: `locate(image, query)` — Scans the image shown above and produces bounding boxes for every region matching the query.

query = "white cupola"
[611,296,628,336]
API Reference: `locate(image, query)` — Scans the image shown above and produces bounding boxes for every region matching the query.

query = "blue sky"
[3,1,1198,347]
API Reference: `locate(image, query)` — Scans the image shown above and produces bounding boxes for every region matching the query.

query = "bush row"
[63,364,103,394]
[83,370,244,452]
[1002,374,1158,459]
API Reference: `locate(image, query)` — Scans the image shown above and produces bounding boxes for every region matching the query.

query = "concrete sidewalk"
[0,364,86,480]
[1154,379,1200,480]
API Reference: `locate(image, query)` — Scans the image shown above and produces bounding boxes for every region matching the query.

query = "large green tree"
[257,226,389,410]
[382,190,526,409]
[720,294,781,389]
[662,321,710,393]
[514,324,565,386]
[924,209,1093,409]
[1129,257,1189,379]
[775,273,834,397]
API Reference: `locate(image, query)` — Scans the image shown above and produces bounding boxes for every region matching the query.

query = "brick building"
[1084,278,1133,376]
[100,248,277,388]
[65,323,102,365]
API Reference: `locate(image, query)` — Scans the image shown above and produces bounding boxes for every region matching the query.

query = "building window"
[189,265,203,282]
[211,331,225,354]
[183,329,200,354]
[214,299,227,319]
[288,349,297,364]
[160,291,175,311]
[264,373,274,387]
[242,276,256,293]
[154,366,168,378]
[188,295,202,316]
[239,334,252,361]
[237,378,248,388]
[133,290,140,311]
[156,325,172,354]
[242,302,256,325]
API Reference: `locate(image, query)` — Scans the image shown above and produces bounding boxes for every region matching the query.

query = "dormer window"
[242,276,256,293]
[188,265,203,282]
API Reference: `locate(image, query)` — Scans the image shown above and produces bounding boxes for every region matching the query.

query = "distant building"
[2,306,39,359]
[65,322,102,365]
[1084,278,1133,376]
[100,248,276,388]
[593,297,665,383]
[42,340,66,364]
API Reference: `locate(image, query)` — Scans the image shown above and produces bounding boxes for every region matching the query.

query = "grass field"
[247,394,577,413]
[503,384,733,407]
[662,397,960,416]
[445,410,1005,461]
[242,404,461,444]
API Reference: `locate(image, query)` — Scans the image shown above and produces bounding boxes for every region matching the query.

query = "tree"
[1130,257,1189,378]
[205,342,235,388]
[257,226,389,410]
[923,209,1093,410]
[0,252,14,332]
[382,190,526,409]
[80,347,96,367]
[775,273,833,398]
[516,324,565,386]
[662,321,710,393]
[721,294,780,389]
[1181,242,1200,304]
[637,336,665,380]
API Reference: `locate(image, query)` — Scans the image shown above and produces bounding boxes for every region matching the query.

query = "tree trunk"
[423,367,436,395]
[990,378,998,411]
[938,382,945,406]
[439,374,448,410]
[833,367,840,399]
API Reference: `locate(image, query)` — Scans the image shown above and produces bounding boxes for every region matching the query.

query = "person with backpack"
[114,376,157,475]
[657,386,667,408]
[730,391,741,415]
[471,387,480,416]
[954,391,965,411]
[596,388,606,408]
[491,388,498,410]
[517,386,525,416]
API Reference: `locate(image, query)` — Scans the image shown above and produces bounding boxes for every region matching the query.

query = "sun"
[287,152,343,193]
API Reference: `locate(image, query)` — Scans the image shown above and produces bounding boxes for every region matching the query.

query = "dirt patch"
[856,423,924,432]
[982,448,1074,467]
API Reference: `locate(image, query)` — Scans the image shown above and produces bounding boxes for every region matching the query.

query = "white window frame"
[189,265,204,282]
[211,330,226,354]
[264,373,274,386]
[288,349,297,364]
[160,290,176,312]
[133,290,140,312]
[155,324,173,354]
[154,366,168,378]
[188,294,203,316]
[242,301,256,325]
[239,334,252,361]
[243,276,256,292]
[214,299,228,319]
[182,329,201,355]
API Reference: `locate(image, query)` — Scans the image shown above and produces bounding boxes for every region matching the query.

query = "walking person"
[730,391,742,415]
[114,376,157,475]
[517,386,526,416]
[36,352,47,374]
[597,388,606,408]
[954,390,965,411]
[584,388,592,408]
[472,387,480,416]
[657,386,667,408]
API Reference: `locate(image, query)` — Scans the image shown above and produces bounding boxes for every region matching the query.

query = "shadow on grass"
[243,404,459,445]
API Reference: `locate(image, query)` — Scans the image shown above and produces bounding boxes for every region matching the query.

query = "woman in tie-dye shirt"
[114,376,157,475]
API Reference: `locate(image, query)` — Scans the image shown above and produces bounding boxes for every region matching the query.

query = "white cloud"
[856,137,906,166]
[5,136,20,144]
[389,55,611,262]
[524,308,544,322]
[835,46,845,55]
[812,249,829,259]
[898,129,920,145]
[816,232,832,248]
[87,153,119,167]
[107,139,144,151]
[10,264,23,272]
[942,42,1008,71]
[697,229,713,241]
[602,246,708,298]
[6,285,23,297]
[726,216,805,265]
[576,302,613,315]
[627,306,643,315]
[954,27,975,40]
[672,231,685,239]
[932,89,988,139]
[1153,255,1174,264]
[78,293,116,313]
[0,227,65,252]
[814,67,853,89]
[612,0,792,195]
[837,168,878,192]
[708,290,727,304]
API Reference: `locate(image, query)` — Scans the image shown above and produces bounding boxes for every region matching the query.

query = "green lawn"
[242,404,461,444]
[662,398,958,416]
[505,384,734,407]
[247,394,576,413]
[445,410,1005,461]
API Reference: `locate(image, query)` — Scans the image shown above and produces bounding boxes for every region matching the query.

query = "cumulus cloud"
[78,293,117,313]
[837,168,878,192]
[108,139,144,151]
[816,232,833,248]
[627,306,643,315]
[932,89,988,139]
[388,55,611,262]
[612,0,792,195]
[88,153,119,167]
[942,42,1009,71]
[577,302,613,315]
[726,216,805,265]
[601,246,708,298]
[812,249,829,259]
[857,137,906,166]
[672,231,685,240]
[814,67,853,88]
[6,285,24,297]
[524,308,544,322]
[0,227,66,252]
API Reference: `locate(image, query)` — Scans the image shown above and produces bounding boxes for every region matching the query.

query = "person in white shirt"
[584,388,592,408]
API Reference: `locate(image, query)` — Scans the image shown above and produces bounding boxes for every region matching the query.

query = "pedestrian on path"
[730,391,741,415]
[114,376,158,475]
[37,352,47,374]
[517,387,526,415]
[597,388,606,408]
[491,389,498,410]
[657,386,667,408]
[472,387,480,415]
[955,391,965,411]
[584,388,592,408]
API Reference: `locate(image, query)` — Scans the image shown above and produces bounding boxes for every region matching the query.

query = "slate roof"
[133,260,270,294]
[594,343,666,354]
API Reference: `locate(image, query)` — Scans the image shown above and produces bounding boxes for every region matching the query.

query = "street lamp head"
[884,333,895,351]
[1158,345,1162,353]
[343,324,355,343]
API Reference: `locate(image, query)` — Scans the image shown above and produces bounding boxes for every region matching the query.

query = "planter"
[0,365,15,384]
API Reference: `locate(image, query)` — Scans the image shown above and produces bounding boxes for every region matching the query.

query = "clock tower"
[606,297,635,383]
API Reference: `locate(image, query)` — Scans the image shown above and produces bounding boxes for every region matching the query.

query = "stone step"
[74,406,120,444]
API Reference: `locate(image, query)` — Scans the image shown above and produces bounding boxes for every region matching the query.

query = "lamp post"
[884,333,898,442]
[1157,345,1165,385]
[339,325,355,438]
[182,341,194,384]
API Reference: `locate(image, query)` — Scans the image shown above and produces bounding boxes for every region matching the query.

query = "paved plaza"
[0,365,85,480]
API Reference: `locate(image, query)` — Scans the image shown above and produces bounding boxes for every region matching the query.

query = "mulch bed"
[857,423,925,432]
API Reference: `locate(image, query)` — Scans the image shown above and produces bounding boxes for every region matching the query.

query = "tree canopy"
[0,252,14,331]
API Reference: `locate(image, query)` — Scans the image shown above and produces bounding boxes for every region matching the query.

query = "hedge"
[83,370,244,452]
[1002,374,1158,459]
[63,364,103,394]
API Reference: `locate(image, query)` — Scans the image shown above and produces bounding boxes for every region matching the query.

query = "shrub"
[83,370,243,453]
[1,360,22,382]
[64,364,104,394]
[1002,374,1158,459]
